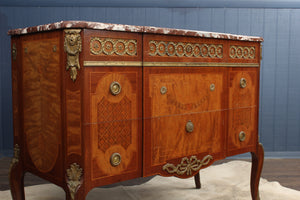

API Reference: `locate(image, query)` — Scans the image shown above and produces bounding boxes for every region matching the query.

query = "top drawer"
[144,67,226,118]
[83,29,143,62]
[143,34,261,64]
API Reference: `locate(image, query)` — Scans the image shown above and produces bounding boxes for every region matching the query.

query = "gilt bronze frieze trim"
[64,29,82,82]
[84,61,143,67]
[84,61,259,67]
[143,62,259,67]
[66,163,83,200]
[90,37,137,56]
[149,40,223,58]
[163,155,213,176]
[229,45,255,59]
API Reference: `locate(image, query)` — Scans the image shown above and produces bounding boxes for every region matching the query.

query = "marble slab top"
[8,20,263,42]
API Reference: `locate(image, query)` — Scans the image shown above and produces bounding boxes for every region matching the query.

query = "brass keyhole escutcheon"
[239,131,246,142]
[240,78,247,88]
[160,86,167,95]
[186,120,194,133]
[110,81,121,95]
[210,83,215,91]
[110,153,121,167]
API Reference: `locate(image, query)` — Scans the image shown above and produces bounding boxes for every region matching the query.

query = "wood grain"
[143,34,261,64]
[227,68,259,155]
[143,67,227,176]
[84,67,142,183]
[83,30,142,62]
[9,26,263,200]
[22,36,61,173]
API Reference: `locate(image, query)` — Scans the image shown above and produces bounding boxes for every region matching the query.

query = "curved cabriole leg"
[9,144,25,200]
[194,172,201,189]
[9,164,25,200]
[250,143,264,200]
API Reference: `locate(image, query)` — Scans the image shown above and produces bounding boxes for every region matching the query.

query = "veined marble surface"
[8,20,263,42]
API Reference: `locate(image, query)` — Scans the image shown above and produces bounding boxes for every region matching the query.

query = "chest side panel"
[21,32,63,182]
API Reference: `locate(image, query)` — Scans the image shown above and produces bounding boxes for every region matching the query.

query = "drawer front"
[143,67,226,177]
[143,34,261,64]
[83,29,142,62]
[227,68,259,155]
[145,112,225,166]
[84,67,142,182]
[144,67,225,118]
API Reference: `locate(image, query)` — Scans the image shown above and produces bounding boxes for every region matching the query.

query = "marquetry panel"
[66,89,82,156]
[11,39,20,140]
[228,70,258,108]
[85,67,142,180]
[22,37,61,173]
[149,112,224,166]
[143,67,226,176]
[227,69,259,155]
[97,96,132,152]
[228,107,257,154]
[146,67,224,118]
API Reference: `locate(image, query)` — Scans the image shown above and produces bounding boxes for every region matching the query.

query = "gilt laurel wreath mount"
[162,155,213,176]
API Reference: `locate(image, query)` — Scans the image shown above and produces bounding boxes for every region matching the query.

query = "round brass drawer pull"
[240,78,247,88]
[160,86,167,95]
[110,153,121,167]
[186,120,194,133]
[239,131,246,142]
[110,81,121,95]
[210,83,215,91]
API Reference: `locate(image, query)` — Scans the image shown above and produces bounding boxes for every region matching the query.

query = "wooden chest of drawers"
[8,21,264,200]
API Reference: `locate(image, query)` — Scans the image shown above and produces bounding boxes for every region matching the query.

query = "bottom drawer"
[227,107,258,155]
[144,111,225,176]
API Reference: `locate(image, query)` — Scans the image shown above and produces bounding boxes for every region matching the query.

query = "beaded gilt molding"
[149,40,223,58]
[90,37,137,56]
[229,45,256,59]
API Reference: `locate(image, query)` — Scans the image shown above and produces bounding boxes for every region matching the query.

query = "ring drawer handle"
[239,131,246,142]
[210,83,215,91]
[110,81,121,95]
[160,86,167,95]
[110,153,121,167]
[186,120,194,133]
[240,78,247,88]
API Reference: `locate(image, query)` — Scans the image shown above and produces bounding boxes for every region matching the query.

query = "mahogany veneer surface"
[8,21,264,200]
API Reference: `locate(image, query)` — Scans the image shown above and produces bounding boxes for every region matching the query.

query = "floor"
[1,157,300,191]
